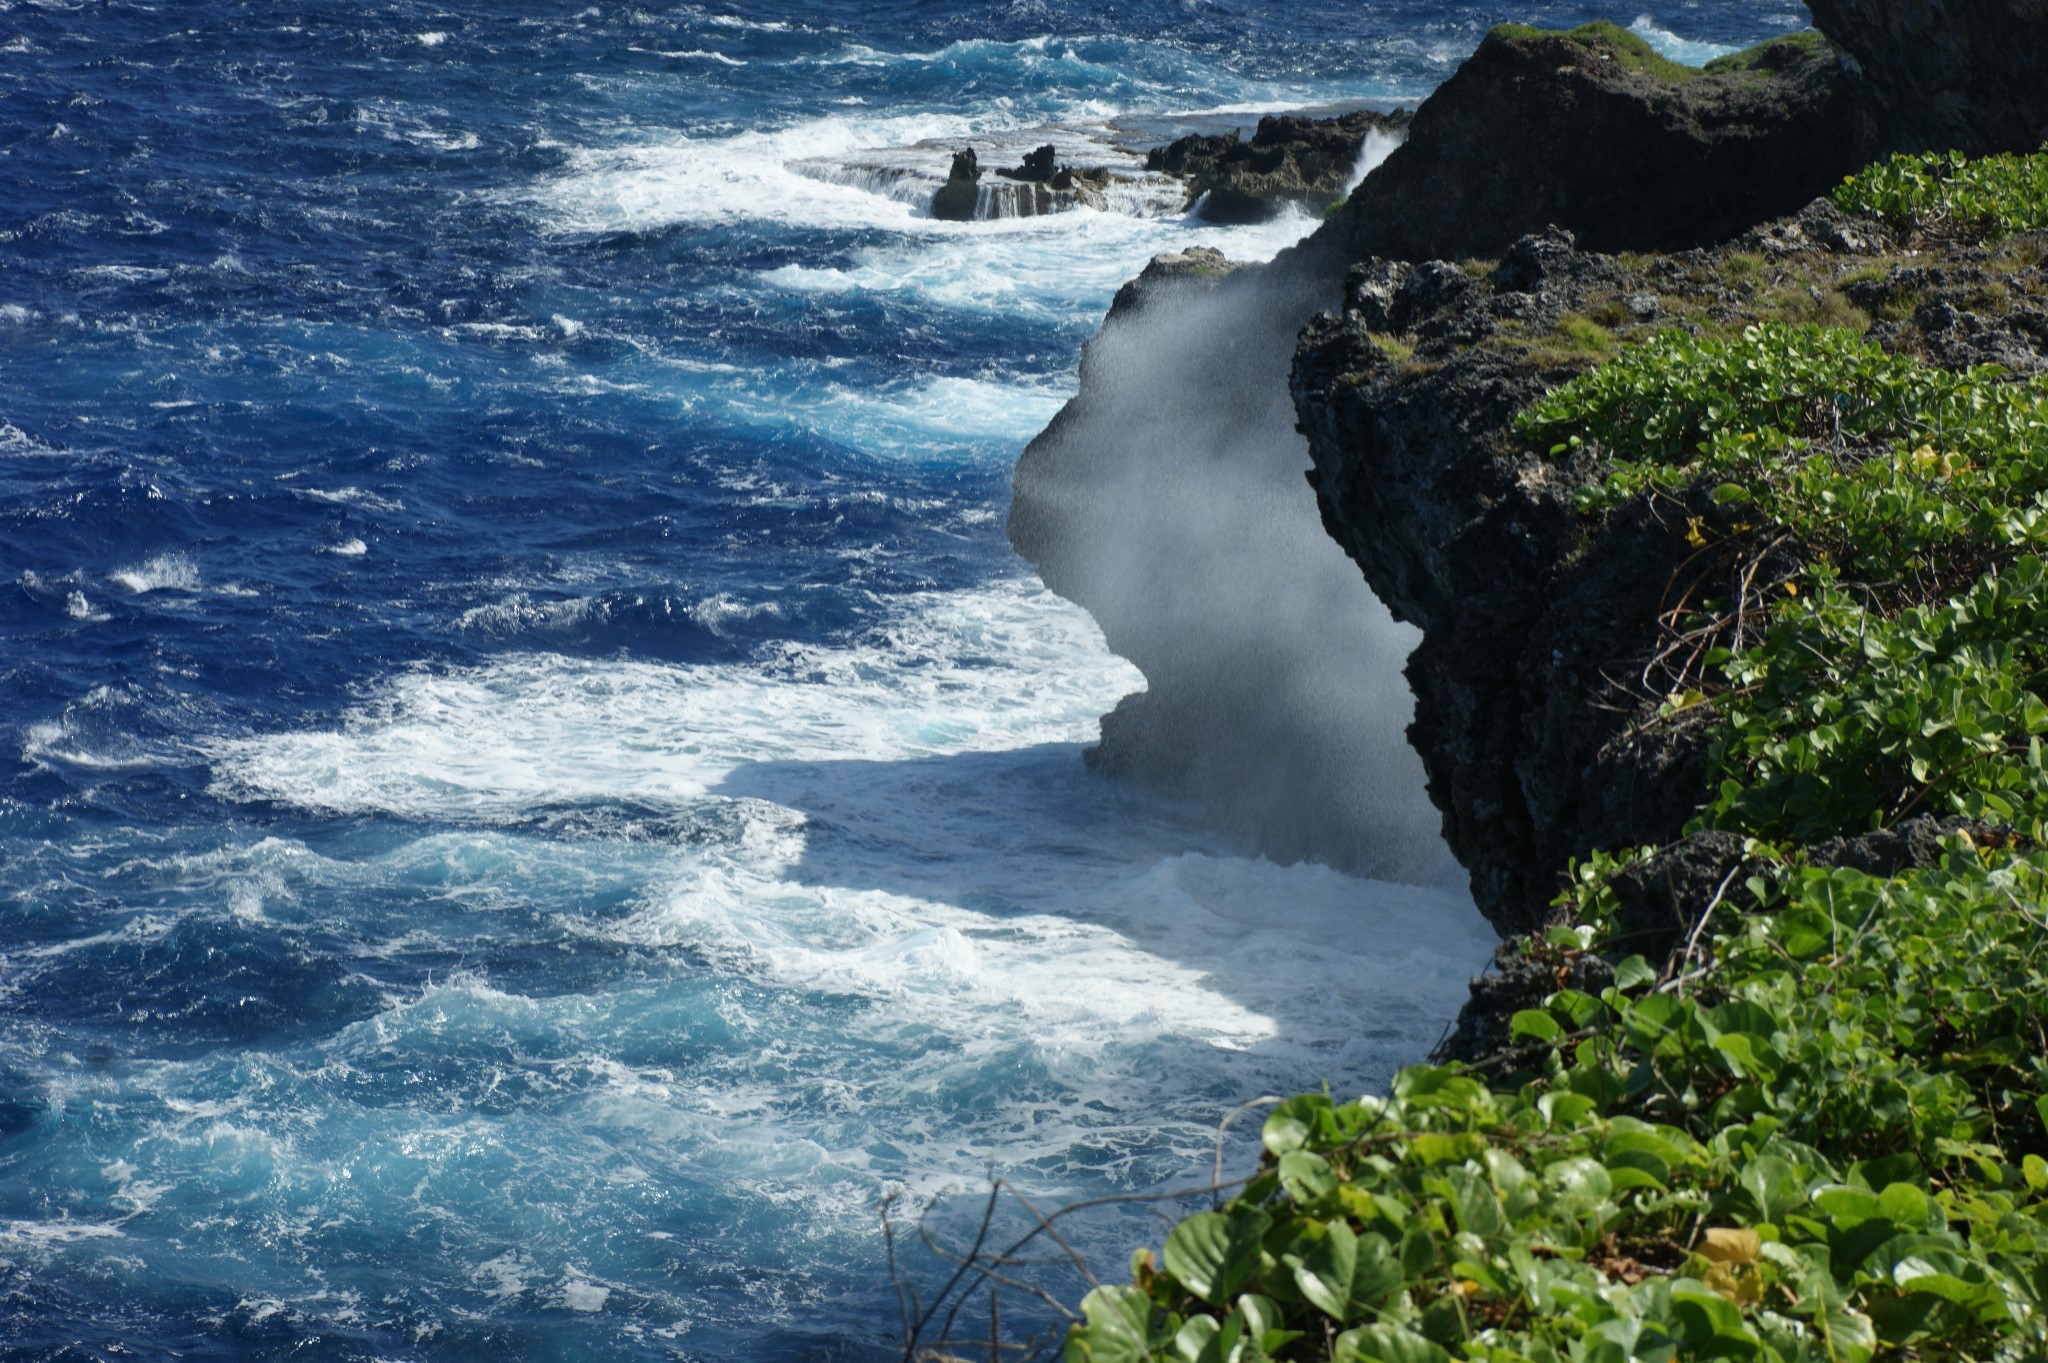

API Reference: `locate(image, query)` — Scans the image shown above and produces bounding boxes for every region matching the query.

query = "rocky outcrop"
[1808,0,2048,155]
[998,144,1059,182]
[1145,109,1410,224]
[1294,205,2048,944]
[930,148,981,222]
[1330,24,1863,262]
[1294,231,1720,935]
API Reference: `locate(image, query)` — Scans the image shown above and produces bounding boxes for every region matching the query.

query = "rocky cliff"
[1012,2,2048,936]
[1008,19,1872,886]
[1294,200,2048,936]
[1327,23,1864,262]
[1808,0,2048,154]
[1145,109,1411,224]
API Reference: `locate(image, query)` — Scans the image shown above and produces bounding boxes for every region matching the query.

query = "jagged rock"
[1807,0,2048,155]
[1606,832,1763,963]
[998,144,1058,181]
[1146,109,1410,224]
[1096,246,1242,328]
[1295,325,1719,935]
[930,147,981,222]
[1597,818,1964,974]
[1294,226,1872,936]
[1434,941,1613,1065]
[1331,25,1863,261]
[1295,207,2048,1049]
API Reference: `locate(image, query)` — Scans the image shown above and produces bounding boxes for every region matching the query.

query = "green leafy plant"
[1833,148,2048,237]
[1066,159,2048,1361]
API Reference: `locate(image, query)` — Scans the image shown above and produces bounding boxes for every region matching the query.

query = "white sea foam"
[631,45,745,65]
[297,486,404,512]
[558,1274,612,1312]
[522,113,980,235]
[65,589,109,621]
[213,582,1143,819]
[523,107,1319,254]
[74,264,170,284]
[0,421,58,455]
[108,552,200,594]
[23,719,156,772]
[0,1220,124,1246]
[327,538,369,557]
[717,370,1073,454]
[758,198,1316,324]
[417,30,448,47]
[208,581,1493,1180]
[1628,15,1740,65]
[20,685,172,774]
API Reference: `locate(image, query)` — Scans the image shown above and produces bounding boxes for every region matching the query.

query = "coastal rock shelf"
[788,107,1404,224]
[788,129,1188,221]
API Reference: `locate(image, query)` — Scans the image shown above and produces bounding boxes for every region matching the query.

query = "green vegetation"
[1482,22,1826,85]
[1833,149,2048,237]
[1484,21,1698,84]
[1550,314,1619,357]
[1700,29,1830,76]
[1522,322,2048,841]
[1063,151,2048,1363]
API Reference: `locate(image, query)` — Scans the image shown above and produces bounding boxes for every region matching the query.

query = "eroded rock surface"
[1294,208,2048,949]
[1808,0,2048,154]
[1330,26,1861,262]
[1145,109,1410,225]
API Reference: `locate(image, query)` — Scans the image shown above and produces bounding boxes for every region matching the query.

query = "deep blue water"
[1,2,1804,1358]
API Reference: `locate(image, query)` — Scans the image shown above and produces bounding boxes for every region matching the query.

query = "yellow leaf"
[1699,1227,1761,1265]
[1663,689,1707,715]
[1703,1262,1765,1304]
[1782,581,1798,597]
[1685,517,1708,548]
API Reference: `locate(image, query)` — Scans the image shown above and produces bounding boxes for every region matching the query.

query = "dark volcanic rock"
[1605,832,1763,964]
[1296,207,2048,1040]
[1808,0,2048,155]
[999,144,1059,181]
[1292,229,1775,936]
[930,147,981,222]
[1148,109,1410,225]
[1330,26,1862,262]
[1435,941,1614,1065]
[1295,326,1717,936]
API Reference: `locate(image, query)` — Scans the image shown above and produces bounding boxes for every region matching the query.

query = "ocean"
[0,1,1806,1357]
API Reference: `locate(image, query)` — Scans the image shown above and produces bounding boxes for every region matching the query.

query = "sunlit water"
[0,1,1803,1356]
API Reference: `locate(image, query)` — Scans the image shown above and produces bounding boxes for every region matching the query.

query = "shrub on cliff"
[1063,155,2048,1363]
[1832,148,2048,237]
[1520,322,2048,843]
